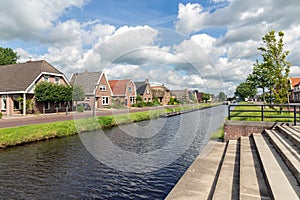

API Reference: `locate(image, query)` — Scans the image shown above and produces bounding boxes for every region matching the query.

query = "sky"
[0,0,299,96]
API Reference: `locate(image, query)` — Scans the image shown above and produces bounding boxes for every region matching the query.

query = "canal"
[0,105,226,199]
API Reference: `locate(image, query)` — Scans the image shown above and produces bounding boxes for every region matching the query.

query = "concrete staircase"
[213,124,299,199]
[166,125,300,199]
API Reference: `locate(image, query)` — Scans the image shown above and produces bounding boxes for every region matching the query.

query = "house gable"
[0,60,66,94]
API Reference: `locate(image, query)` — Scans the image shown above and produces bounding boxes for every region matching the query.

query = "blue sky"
[0,0,299,95]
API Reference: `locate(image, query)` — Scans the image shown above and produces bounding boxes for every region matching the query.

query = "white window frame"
[99,85,106,91]
[43,102,51,110]
[55,102,62,109]
[55,76,60,84]
[13,95,21,110]
[1,95,7,110]
[146,89,150,94]
[130,96,135,104]
[128,87,132,93]
[44,75,49,82]
[102,96,109,105]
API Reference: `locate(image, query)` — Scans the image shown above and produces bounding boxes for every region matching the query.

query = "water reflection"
[0,106,226,199]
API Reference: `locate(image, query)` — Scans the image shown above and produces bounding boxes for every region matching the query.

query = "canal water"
[0,105,226,199]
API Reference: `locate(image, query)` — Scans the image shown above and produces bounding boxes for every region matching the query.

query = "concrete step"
[252,133,299,199]
[212,140,239,200]
[275,125,300,150]
[239,136,261,199]
[165,141,226,200]
[264,129,300,183]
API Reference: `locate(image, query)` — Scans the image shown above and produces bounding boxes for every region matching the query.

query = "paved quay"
[167,124,300,199]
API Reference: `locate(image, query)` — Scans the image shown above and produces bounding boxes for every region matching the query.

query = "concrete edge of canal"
[166,140,227,200]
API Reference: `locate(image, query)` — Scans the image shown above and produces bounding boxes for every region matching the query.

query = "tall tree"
[0,47,19,65]
[72,85,85,106]
[218,91,226,101]
[234,81,257,101]
[250,30,291,104]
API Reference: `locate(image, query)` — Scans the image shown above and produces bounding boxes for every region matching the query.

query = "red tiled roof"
[108,79,130,96]
[289,77,300,88]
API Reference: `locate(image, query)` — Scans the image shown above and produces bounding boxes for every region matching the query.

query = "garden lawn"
[230,104,297,122]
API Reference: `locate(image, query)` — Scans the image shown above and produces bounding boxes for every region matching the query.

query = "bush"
[0,112,2,119]
[77,104,84,112]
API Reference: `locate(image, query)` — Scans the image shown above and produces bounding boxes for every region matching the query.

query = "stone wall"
[223,121,284,142]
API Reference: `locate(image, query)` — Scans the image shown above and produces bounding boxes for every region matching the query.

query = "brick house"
[0,60,69,116]
[108,79,136,107]
[189,90,203,103]
[151,85,171,105]
[134,79,153,102]
[69,70,113,108]
[289,77,300,103]
[171,89,191,103]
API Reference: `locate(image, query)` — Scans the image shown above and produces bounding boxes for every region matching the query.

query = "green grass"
[211,124,224,140]
[230,104,297,122]
[0,104,217,148]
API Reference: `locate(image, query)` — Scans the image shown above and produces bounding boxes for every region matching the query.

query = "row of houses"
[0,60,204,116]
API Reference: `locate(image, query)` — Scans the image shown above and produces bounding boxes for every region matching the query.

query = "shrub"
[0,112,2,119]
[77,104,84,112]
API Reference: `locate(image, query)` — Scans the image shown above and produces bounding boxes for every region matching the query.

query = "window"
[146,89,150,94]
[55,102,62,109]
[86,96,90,101]
[13,95,20,110]
[102,97,109,105]
[128,87,132,93]
[99,85,106,91]
[55,76,60,84]
[44,75,49,82]
[43,102,50,110]
[1,95,7,110]
[130,96,135,104]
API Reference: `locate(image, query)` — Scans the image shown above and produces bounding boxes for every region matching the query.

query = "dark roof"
[134,81,147,95]
[0,60,63,92]
[69,71,102,95]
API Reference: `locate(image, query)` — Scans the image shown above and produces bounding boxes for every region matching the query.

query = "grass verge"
[210,124,224,140]
[0,104,217,148]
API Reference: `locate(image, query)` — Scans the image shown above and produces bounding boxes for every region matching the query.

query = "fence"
[228,104,300,125]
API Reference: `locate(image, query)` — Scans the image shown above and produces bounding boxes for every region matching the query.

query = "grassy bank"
[210,124,224,140]
[230,104,296,122]
[0,104,219,148]
[0,109,165,148]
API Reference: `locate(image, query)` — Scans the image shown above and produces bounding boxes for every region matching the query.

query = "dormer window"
[99,85,106,91]
[55,76,60,84]
[44,75,49,82]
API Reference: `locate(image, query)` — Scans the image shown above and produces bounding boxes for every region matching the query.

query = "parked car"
[247,99,254,103]
[77,103,91,110]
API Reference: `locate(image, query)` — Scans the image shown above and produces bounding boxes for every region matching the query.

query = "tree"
[249,30,291,104]
[234,81,257,101]
[136,94,143,102]
[218,92,226,102]
[0,47,19,65]
[72,85,85,106]
[34,82,73,114]
[202,93,211,103]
